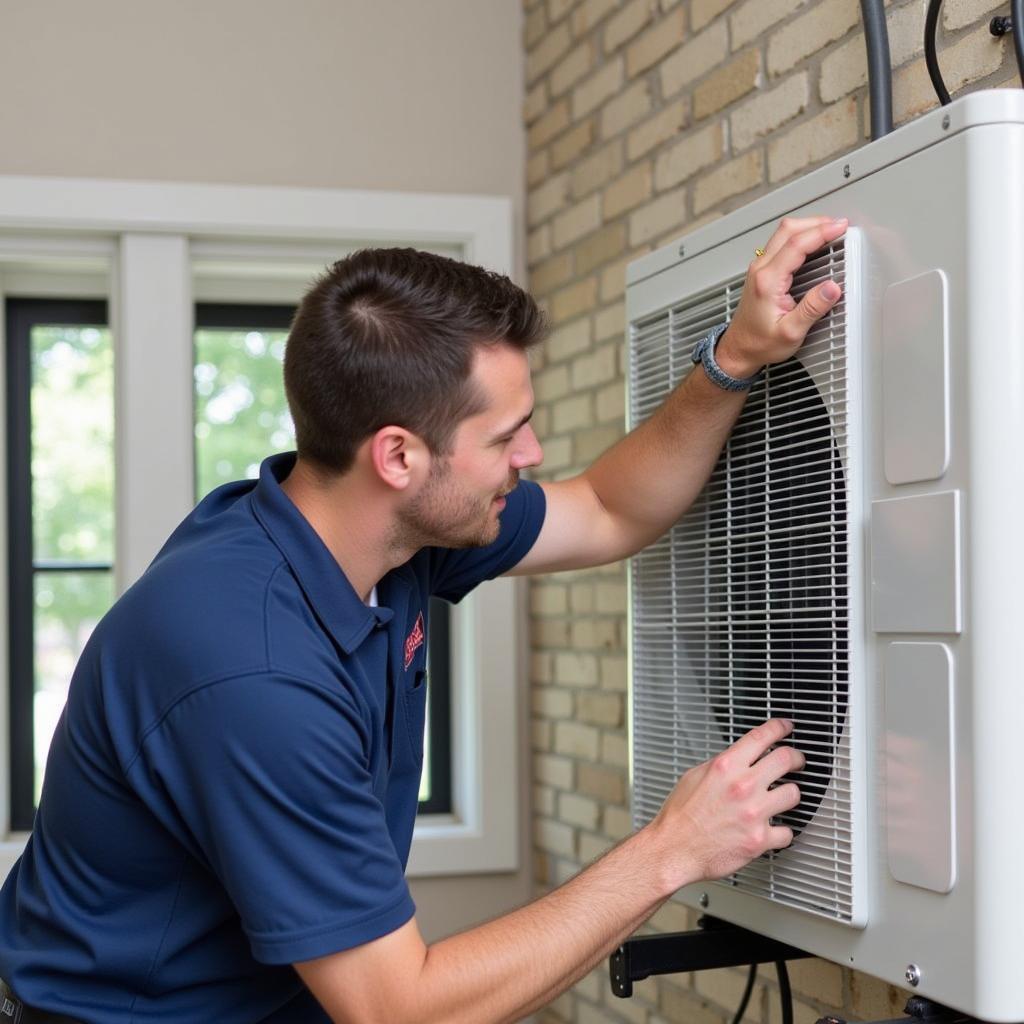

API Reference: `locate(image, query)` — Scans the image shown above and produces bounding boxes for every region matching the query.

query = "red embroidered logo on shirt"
[404,612,425,670]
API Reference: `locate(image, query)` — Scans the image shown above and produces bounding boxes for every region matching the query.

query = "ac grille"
[629,242,854,922]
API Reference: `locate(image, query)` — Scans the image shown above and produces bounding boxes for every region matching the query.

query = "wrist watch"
[691,322,763,392]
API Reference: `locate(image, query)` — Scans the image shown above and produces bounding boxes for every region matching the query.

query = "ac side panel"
[627,104,1024,1021]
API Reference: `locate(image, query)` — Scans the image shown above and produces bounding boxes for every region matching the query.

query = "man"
[0,215,846,1023]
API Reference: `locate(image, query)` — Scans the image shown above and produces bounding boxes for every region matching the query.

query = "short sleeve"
[430,478,546,603]
[130,674,415,965]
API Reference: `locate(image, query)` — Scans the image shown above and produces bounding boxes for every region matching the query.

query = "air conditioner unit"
[626,90,1024,1022]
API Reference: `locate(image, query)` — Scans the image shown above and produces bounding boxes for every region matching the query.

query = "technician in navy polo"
[0,223,844,1023]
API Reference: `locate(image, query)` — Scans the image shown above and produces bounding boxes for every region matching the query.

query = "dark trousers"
[0,981,82,1024]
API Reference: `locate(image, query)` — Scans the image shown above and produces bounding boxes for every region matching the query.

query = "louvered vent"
[629,242,854,923]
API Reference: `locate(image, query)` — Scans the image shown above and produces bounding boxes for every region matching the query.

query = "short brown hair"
[283,248,547,474]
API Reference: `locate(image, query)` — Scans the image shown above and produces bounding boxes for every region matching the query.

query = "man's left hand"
[715,215,848,380]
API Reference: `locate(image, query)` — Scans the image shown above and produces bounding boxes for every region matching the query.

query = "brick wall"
[523,2,1017,1022]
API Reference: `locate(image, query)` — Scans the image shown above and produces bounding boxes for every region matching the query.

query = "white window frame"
[0,175,523,878]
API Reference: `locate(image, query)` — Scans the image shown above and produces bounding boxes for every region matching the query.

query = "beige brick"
[731,0,808,51]
[555,650,600,686]
[535,751,575,788]
[527,150,549,188]
[529,99,571,150]
[787,958,844,1007]
[559,792,600,830]
[601,730,629,767]
[551,39,596,96]
[535,364,571,402]
[603,803,633,839]
[570,616,617,649]
[533,782,555,817]
[525,5,547,49]
[531,651,553,684]
[540,435,573,471]
[528,171,570,227]
[527,21,572,83]
[531,718,552,751]
[596,380,625,422]
[601,79,653,139]
[547,316,593,361]
[731,72,809,152]
[574,424,621,462]
[945,0,1006,30]
[531,582,568,615]
[553,390,595,431]
[571,0,619,37]
[695,967,765,1017]
[554,720,601,759]
[654,121,723,189]
[894,31,1006,122]
[849,971,913,1019]
[524,79,548,125]
[694,47,760,119]
[571,342,618,390]
[603,163,654,219]
[767,0,861,78]
[767,97,858,183]
[648,899,693,933]
[600,253,636,303]
[690,0,735,31]
[577,691,623,726]
[693,148,763,214]
[571,140,625,198]
[551,276,598,323]
[595,580,627,613]
[629,186,687,246]
[572,57,625,119]
[661,20,728,97]
[576,1000,618,1024]
[575,969,604,1003]
[601,653,628,690]
[553,194,602,249]
[627,7,686,77]
[578,762,626,803]
[534,816,576,857]
[534,615,570,646]
[576,221,627,276]
[594,300,625,341]
[551,118,595,170]
[547,0,574,23]
[528,224,552,265]
[767,995,831,1024]
[531,251,574,296]
[578,831,615,863]
[603,0,652,54]
[627,99,689,160]
[820,3,925,103]
[571,582,595,613]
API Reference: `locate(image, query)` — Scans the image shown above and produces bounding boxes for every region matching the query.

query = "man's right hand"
[648,718,805,890]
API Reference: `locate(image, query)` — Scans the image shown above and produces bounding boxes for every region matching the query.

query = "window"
[192,304,452,813]
[5,299,115,831]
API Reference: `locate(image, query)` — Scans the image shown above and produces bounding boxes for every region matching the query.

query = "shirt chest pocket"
[401,667,428,767]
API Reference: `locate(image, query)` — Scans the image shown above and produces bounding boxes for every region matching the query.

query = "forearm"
[413,824,682,1024]
[583,358,749,557]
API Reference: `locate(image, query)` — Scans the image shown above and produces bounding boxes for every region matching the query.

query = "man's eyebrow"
[492,408,534,440]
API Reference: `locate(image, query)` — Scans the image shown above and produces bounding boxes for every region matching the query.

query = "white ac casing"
[626,90,1024,1022]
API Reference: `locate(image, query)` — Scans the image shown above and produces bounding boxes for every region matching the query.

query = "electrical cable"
[925,0,953,105]
[776,960,794,1024]
[729,964,757,1024]
[1013,0,1024,85]
[860,0,894,138]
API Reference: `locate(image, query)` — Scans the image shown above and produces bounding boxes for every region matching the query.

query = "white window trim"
[0,175,523,878]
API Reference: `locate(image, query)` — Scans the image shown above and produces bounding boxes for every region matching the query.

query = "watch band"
[691,323,763,392]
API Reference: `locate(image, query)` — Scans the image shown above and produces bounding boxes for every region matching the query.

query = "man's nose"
[511,425,543,470]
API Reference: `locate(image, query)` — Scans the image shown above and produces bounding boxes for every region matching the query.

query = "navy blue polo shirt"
[0,452,545,1023]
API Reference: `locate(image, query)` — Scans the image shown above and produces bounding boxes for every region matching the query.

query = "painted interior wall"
[0,0,530,944]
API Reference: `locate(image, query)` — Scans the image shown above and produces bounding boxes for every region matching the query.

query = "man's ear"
[367,426,430,491]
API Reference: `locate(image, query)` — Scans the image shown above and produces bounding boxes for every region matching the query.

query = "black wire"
[776,961,794,1024]
[730,964,757,1024]
[925,0,953,105]
[1013,0,1024,85]
[860,0,894,138]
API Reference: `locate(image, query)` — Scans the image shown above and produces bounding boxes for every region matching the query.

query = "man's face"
[397,342,543,549]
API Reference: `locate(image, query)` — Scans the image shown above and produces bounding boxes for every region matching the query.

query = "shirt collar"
[250,452,394,654]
